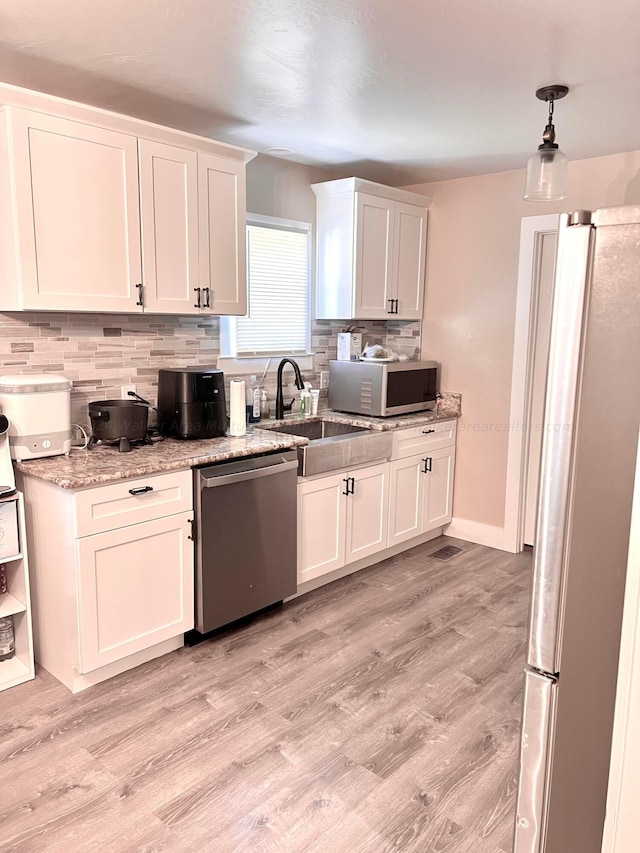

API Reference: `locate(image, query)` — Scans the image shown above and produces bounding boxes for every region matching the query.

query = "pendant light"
[524,85,569,201]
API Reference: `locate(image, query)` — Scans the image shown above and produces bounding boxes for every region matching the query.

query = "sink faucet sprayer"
[275,358,305,420]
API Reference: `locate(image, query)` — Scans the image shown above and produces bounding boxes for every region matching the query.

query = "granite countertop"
[15,394,462,490]
[262,392,462,432]
[15,432,307,490]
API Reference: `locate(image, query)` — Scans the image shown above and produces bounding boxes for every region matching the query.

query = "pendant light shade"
[524,146,568,201]
[523,85,569,202]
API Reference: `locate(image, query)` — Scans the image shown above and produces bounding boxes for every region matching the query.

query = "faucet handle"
[282,398,295,413]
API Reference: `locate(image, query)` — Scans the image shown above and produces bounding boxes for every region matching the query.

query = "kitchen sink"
[261,419,367,440]
[257,418,393,476]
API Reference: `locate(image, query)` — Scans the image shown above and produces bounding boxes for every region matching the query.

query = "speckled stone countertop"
[15,432,307,490]
[262,392,462,432]
[15,393,461,490]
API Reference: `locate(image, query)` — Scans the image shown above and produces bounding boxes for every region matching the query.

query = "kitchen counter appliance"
[329,359,438,417]
[158,367,226,439]
[513,206,640,852]
[192,450,298,637]
[0,374,72,461]
[88,399,149,453]
[0,415,16,496]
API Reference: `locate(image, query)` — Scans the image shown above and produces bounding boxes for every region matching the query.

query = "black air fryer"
[158,368,227,439]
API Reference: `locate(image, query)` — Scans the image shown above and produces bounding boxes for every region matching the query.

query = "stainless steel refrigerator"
[513,205,640,853]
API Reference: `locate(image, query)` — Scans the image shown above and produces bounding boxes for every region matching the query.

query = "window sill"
[217,354,315,375]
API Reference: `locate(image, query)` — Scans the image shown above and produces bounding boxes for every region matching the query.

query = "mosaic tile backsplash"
[0,312,422,429]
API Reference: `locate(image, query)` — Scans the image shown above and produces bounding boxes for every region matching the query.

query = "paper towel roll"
[229,379,246,436]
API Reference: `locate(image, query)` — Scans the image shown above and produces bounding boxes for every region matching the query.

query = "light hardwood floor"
[0,536,531,853]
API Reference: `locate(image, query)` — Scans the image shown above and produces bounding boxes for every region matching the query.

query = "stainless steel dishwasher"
[192,450,298,636]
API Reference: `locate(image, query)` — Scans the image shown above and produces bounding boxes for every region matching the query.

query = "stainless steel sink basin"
[257,418,392,476]
[262,419,366,440]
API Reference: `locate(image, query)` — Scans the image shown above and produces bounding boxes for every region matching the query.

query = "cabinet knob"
[129,485,153,495]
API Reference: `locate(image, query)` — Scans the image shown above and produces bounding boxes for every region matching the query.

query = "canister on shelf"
[0,615,15,660]
[0,563,7,595]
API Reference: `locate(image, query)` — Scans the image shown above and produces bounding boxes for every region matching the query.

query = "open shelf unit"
[0,492,34,691]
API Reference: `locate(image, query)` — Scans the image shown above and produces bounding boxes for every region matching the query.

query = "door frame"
[504,214,559,553]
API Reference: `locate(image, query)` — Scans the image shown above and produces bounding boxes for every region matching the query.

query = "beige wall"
[247,154,334,224]
[406,150,640,530]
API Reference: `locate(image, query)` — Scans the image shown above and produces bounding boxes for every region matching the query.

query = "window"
[221,214,311,358]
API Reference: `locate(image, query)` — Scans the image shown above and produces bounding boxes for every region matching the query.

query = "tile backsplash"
[0,312,422,428]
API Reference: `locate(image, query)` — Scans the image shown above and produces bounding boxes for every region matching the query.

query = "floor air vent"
[430,545,463,561]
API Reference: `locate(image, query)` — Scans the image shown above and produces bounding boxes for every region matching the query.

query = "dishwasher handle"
[201,457,298,488]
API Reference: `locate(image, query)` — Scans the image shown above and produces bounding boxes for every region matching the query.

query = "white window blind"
[235,219,310,356]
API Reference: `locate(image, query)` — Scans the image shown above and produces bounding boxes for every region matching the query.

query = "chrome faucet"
[275,358,305,420]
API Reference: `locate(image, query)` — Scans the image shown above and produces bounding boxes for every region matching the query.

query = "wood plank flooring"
[0,535,531,852]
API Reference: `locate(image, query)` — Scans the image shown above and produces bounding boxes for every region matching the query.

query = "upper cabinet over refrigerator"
[312,177,432,321]
[0,87,255,315]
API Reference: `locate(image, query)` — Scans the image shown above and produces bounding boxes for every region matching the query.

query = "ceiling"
[1,0,639,185]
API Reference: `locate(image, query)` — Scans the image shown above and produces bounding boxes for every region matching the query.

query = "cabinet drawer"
[391,419,457,460]
[75,470,193,537]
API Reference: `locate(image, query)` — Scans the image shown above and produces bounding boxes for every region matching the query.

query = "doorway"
[504,214,559,553]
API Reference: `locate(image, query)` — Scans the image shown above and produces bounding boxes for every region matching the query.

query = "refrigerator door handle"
[514,669,558,853]
[527,219,594,675]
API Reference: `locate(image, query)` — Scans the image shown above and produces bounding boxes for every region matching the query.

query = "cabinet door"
[345,462,390,564]
[139,140,199,314]
[388,455,425,547]
[76,511,194,673]
[392,202,427,319]
[298,473,347,584]
[423,446,456,532]
[198,153,247,315]
[10,109,141,312]
[354,193,394,318]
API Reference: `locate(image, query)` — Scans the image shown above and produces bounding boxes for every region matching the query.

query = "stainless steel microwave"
[328,360,439,417]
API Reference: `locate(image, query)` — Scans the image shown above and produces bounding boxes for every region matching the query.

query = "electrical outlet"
[121,384,135,399]
[320,371,329,390]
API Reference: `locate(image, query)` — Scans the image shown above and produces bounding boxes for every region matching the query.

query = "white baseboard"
[445,517,506,551]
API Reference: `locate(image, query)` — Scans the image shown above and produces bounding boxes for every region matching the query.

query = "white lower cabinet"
[344,462,389,564]
[297,421,457,589]
[19,469,194,692]
[77,511,194,673]
[298,461,389,585]
[389,446,456,547]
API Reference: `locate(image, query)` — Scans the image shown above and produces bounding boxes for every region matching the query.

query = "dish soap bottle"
[300,382,312,418]
[260,389,270,420]
[246,375,260,424]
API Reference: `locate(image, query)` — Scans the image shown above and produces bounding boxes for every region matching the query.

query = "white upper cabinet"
[0,89,255,315]
[5,110,142,312]
[139,140,200,315]
[354,193,394,318]
[313,177,432,321]
[198,154,247,316]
